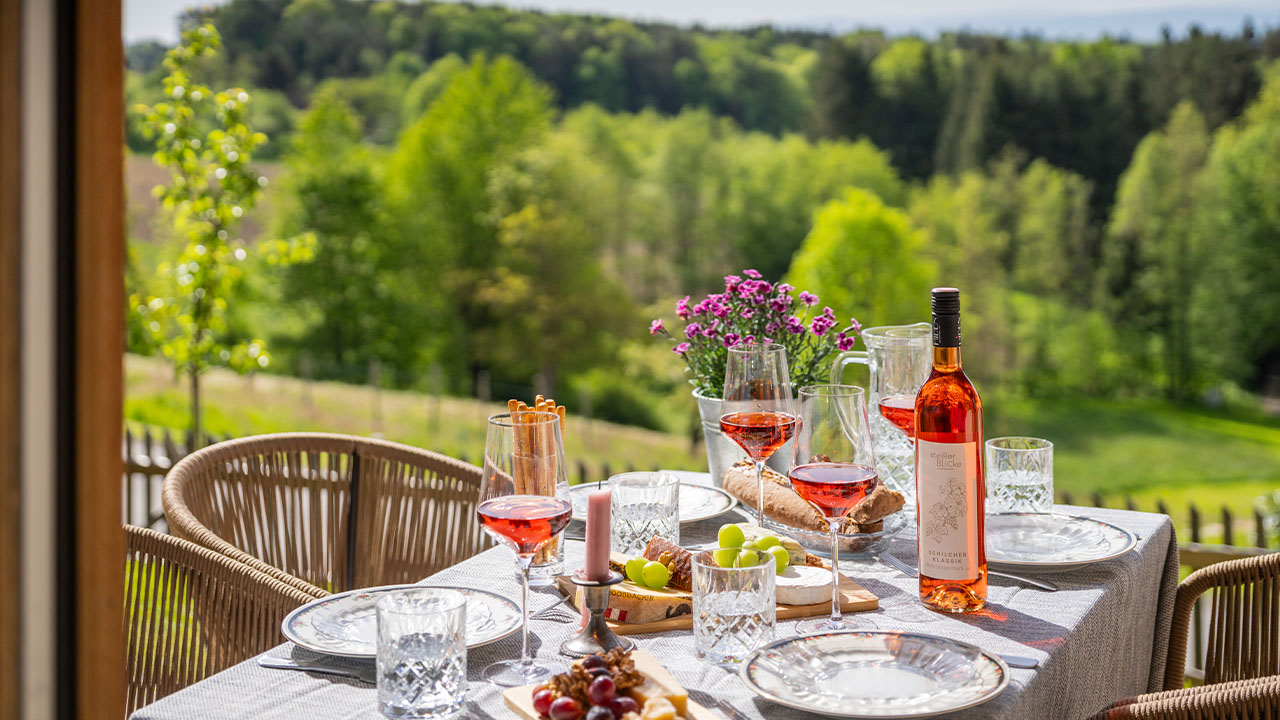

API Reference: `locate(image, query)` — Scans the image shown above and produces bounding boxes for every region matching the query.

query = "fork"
[879,552,1058,592]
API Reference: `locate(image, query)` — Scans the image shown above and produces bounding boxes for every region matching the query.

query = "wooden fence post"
[1189,503,1201,544]
[1222,506,1234,546]
[1091,492,1104,508]
[1256,509,1268,549]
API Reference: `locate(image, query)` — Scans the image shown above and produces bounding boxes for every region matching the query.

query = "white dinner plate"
[282,584,521,658]
[985,512,1138,573]
[740,631,1010,718]
[568,481,737,524]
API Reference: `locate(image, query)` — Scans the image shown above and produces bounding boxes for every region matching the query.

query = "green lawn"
[126,355,1280,546]
[124,355,705,480]
[988,394,1280,545]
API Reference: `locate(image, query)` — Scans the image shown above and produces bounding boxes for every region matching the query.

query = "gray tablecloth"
[132,483,1179,720]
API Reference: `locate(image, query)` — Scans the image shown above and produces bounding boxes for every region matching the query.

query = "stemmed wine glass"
[790,384,878,633]
[476,411,572,686]
[720,342,797,526]
[870,325,932,440]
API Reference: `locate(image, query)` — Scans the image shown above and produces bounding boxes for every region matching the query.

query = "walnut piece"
[548,649,643,704]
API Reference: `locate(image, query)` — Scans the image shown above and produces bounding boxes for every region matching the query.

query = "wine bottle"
[914,287,987,613]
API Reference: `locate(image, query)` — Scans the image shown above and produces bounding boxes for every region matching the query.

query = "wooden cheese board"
[555,569,877,636]
[501,651,719,720]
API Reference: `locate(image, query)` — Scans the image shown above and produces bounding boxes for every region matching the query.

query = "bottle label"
[916,439,981,580]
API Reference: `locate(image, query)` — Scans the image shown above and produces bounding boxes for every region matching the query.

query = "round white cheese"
[775,564,838,606]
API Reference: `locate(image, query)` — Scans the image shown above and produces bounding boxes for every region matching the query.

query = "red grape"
[532,688,554,718]
[549,696,583,720]
[608,696,639,716]
[585,707,615,720]
[587,675,616,706]
[581,654,606,669]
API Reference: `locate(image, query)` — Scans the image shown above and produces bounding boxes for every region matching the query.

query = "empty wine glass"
[476,411,571,686]
[790,384,878,633]
[720,343,796,526]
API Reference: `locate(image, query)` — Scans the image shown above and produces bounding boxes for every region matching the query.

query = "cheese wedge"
[774,564,835,606]
[626,650,689,716]
[735,523,807,566]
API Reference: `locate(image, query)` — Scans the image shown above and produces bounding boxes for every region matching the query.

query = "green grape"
[717,524,745,549]
[713,548,740,568]
[766,545,790,574]
[625,557,647,585]
[755,535,781,551]
[641,561,671,589]
[735,549,760,568]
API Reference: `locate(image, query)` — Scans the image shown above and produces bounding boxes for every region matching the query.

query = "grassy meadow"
[126,354,1280,545]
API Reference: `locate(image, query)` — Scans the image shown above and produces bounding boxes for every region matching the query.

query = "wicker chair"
[124,525,314,717]
[1165,552,1280,691]
[1090,676,1280,719]
[161,433,489,598]
[1090,552,1280,719]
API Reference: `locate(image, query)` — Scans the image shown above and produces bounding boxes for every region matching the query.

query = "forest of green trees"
[125,0,1280,431]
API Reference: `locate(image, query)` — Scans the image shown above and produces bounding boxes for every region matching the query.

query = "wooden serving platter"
[501,652,719,720]
[555,570,877,636]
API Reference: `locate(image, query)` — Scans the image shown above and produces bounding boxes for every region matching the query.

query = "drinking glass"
[790,384,878,633]
[609,471,680,556]
[986,437,1054,514]
[376,589,467,719]
[721,343,796,525]
[691,549,776,665]
[477,411,572,686]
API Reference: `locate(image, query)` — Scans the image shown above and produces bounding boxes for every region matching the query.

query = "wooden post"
[1125,496,1136,512]
[1190,503,1202,544]
[1091,492,1104,508]
[73,0,126,712]
[1256,509,1268,549]
[1222,506,1234,546]
[1061,491,1074,506]
[368,357,382,433]
[427,362,442,432]
[1157,499,1170,517]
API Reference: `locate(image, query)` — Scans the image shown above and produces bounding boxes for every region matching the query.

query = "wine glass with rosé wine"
[477,411,572,687]
[720,342,798,526]
[790,384,878,633]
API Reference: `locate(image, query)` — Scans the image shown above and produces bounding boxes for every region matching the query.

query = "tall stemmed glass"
[720,343,797,526]
[790,384,878,633]
[477,411,571,687]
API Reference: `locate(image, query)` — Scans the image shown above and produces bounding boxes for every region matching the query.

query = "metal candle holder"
[559,570,634,657]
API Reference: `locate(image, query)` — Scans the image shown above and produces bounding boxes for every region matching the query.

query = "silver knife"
[879,552,1058,592]
[258,656,376,684]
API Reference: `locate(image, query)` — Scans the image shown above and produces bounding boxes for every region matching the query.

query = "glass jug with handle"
[829,323,931,508]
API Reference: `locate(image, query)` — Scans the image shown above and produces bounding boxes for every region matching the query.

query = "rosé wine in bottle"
[914,288,987,613]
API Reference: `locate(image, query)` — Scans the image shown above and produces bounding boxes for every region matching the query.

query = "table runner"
[131,488,1178,720]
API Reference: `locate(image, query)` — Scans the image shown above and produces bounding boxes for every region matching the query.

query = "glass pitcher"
[829,323,931,509]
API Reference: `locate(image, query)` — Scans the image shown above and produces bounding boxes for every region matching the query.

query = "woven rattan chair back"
[1093,675,1280,719]
[124,524,314,717]
[162,433,489,597]
[1165,552,1280,691]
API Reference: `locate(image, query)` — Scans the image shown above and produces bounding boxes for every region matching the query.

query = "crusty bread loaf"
[722,461,902,534]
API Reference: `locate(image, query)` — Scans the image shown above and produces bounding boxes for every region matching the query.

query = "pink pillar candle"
[584,489,612,581]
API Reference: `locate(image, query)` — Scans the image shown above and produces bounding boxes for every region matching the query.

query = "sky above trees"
[127,0,1278,45]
